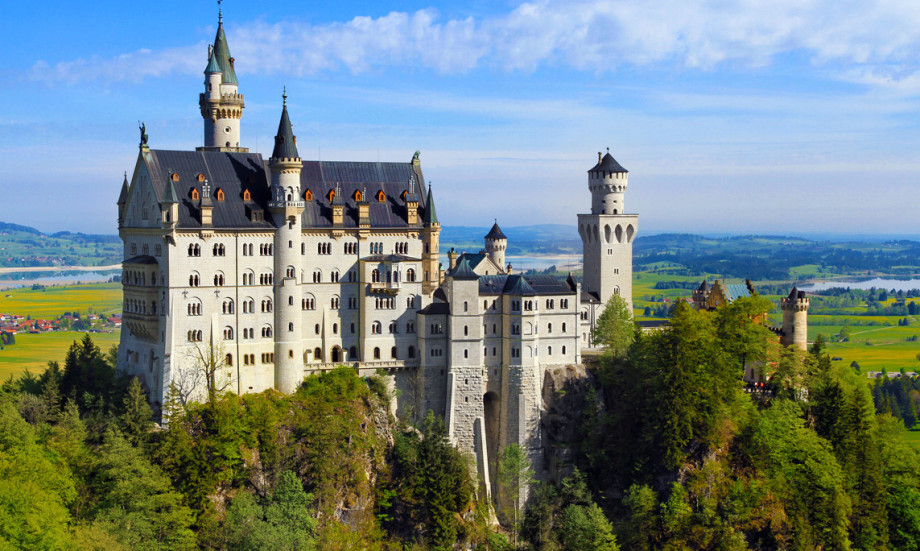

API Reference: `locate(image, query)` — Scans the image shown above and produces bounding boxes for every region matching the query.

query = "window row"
[125,299,156,315]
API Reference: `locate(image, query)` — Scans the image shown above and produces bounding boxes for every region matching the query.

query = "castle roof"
[212,19,238,85]
[787,287,807,300]
[137,149,430,230]
[723,283,752,302]
[589,151,628,174]
[422,184,438,225]
[477,274,574,297]
[117,174,129,205]
[271,96,299,161]
[162,179,179,204]
[449,257,479,280]
[485,222,507,240]
[697,279,710,292]
[204,50,221,74]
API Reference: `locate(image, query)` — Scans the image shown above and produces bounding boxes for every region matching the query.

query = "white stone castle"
[116,12,638,489]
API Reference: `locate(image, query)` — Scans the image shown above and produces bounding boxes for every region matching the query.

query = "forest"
[2,294,920,549]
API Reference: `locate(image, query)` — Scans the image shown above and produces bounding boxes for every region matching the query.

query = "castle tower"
[198,9,247,152]
[578,149,638,311]
[421,184,441,295]
[484,221,507,271]
[780,287,809,350]
[268,92,305,393]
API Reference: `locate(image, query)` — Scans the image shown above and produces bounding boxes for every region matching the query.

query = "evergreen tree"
[593,294,635,356]
[120,377,153,446]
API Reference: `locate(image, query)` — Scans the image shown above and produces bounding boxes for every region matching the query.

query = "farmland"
[0,282,122,318]
[0,330,120,380]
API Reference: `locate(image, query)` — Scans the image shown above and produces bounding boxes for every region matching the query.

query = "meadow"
[0,282,122,318]
[0,330,120,380]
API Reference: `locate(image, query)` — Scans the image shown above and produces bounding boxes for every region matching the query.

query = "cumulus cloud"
[28,0,920,90]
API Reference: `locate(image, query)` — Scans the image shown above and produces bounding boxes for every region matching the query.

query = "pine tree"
[121,377,153,446]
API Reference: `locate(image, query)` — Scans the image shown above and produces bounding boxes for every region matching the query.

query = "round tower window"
[224,126,231,133]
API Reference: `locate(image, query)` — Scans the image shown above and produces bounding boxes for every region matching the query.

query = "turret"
[780,287,810,350]
[198,9,247,152]
[484,221,507,271]
[588,148,628,215]
[421,183,442,295]
[161,178,179,230]
[267,91,305,393]
[117,173,129,228]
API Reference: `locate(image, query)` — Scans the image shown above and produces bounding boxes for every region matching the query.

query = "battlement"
[780,297,810,312]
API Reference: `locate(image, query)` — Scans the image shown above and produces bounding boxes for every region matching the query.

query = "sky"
[1,0,919,236]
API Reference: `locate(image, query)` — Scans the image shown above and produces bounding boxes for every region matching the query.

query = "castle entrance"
[331,346,341,363]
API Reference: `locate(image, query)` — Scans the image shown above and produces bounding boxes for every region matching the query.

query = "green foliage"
[593,294,635,356]
[558,503,619,551]
[496,443,534,543]
[223,471,316,550]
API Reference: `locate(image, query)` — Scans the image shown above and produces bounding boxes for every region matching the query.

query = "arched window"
[464,301,468,312]
[562,322,567,332]
[315,347,323,361]
[372,321,382,334]
[406,268,416,282]
[373,347,381,360]
[391,346,398,359]
[243,189,251,201]
[408,346,416,358]
[548,323,553,333]
[562,346,567,355]
[288,322,294,332]
[225,353,233,366]
[331,296,340,309]
[332,323,338,334]
[464,325,468,336]
[372,269,381,283]
[215,188,225,201]
[223,327,234,340]
[190,188,200,201]
[222,299,234,314]
[377,190,386,202]
[349,346,357,359]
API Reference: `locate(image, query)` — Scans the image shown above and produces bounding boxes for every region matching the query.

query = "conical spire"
[162,178,179,204]
[212,13,238,85]
[423,183,438,225]
[485,221,506,240]
[589,148,628,173]
[117,172,129,205]
[204,46,221,74]
[270,89,300,161]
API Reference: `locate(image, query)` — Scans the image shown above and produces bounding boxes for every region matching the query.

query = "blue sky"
[1,0,919,236]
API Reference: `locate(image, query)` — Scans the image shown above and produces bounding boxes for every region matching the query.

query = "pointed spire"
[162,178,179,204]
[423,182,438,225]
[588,148,628,174]
[117,172,129,205]
[212,8,238,85]
[270,90,300,161]
[485,221,506,240]
[204,46,221,74]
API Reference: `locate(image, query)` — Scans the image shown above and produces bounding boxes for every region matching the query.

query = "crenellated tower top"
[588,148,629,215]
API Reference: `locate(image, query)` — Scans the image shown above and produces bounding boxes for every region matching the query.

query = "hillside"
[0,221,121,269]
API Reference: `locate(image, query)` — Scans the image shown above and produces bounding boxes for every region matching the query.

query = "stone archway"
[331,346,342,363]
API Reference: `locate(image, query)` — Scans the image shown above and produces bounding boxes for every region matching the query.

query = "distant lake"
[798,278,920,292]
[440,254,583,272]
[0,269,119,290]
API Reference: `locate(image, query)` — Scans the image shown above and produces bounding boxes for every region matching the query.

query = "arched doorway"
[331,346,341,363]
[484,391,501,496]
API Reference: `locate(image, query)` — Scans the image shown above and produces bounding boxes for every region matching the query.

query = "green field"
[0,282,122,318]
[0,330,120,380]
[903,429,920,453]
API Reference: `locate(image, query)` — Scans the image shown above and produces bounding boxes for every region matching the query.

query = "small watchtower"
[484,221,507,271]
[780,288,809,350]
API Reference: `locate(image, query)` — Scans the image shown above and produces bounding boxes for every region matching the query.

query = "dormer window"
[304,189,313,202]
[171,173,180,182]
[376,190,386,202]
[190,188,200,201]
[353,190,363,201]
[197,173,206,183]
[243,189,251,202]
[327,189,336,201]
[215,188,225,201]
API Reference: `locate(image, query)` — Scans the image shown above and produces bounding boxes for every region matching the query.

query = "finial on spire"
[283,86,287,107]
[218,0,223,23]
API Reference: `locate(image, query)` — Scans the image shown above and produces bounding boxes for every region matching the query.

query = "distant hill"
[0,221,121,269]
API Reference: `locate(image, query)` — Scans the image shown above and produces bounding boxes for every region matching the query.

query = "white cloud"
[27,1,920,90]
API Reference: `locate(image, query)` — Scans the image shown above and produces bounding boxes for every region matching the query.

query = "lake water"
[440,254,583,272]
[797,278,920,292]
[0,270,119,290]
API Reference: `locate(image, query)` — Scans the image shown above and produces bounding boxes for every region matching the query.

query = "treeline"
[811,287,920,316]
[873,376,920,429]
[0,335,509,550]
[563,297,920,550]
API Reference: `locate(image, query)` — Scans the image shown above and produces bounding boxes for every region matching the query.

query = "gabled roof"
[504,275,537,296]
[724,283,752,302]
[212,19,238,85]
[697,279,710,292]
[422,184,438,225]
[271,97,299,161]
[589,151,628,174]
[485,222,506,240]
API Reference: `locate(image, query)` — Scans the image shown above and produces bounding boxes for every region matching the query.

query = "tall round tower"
[484,221,507,271]
[578,149,638,312]
[780,288,810,350]
[198,10,247,152]
[268,91,305,393]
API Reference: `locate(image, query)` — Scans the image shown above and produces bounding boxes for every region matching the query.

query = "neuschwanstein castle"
[116,12,637,487]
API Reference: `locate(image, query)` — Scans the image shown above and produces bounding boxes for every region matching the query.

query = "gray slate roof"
[589,152,628,174]
[449,257,478,279]
[478,274,574,297]
[271,102,299,161]
[139,150,431,230]
[485,222,506,240]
